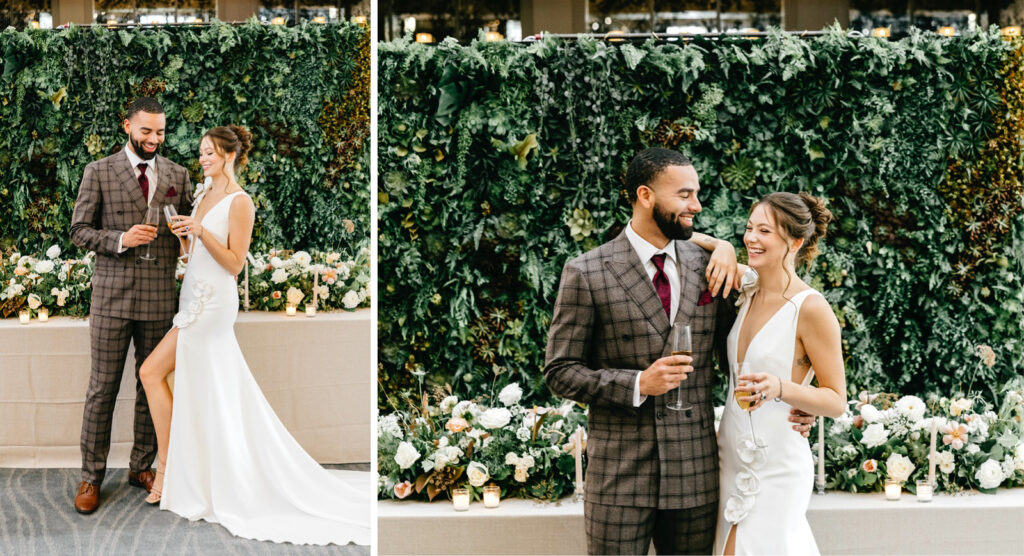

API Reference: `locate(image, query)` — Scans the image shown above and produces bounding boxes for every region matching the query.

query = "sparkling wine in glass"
[140,206,161,261]
[665,324,693,412]
[735,362,766,448]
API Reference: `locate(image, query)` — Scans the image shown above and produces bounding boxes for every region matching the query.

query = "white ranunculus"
[860,404,881,423]
[466,461,490,487]
[975,459,1005,490]
[270,268,288,284]
[46,245,61,259]
[861,423,889,448]
[34,260,54,274]
[477,408,512,430]
[498,383,523,406]
[895,395,926,422]
[936,451,955,474]
[516,427,531,441]
[735,471,760,495]
[440,395,458,414]
[885,453,915,482]
[394,441,420,470]
[342,290,360,309]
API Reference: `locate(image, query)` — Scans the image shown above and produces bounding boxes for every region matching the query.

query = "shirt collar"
[625,220,677,265]
[124,142,156,170]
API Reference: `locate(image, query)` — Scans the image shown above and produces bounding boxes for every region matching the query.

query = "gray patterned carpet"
[0,465,370,555]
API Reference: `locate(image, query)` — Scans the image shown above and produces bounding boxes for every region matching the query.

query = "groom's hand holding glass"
[122,223,158,248]
[638,353,693,397]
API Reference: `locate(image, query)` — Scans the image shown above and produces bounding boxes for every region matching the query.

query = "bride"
[137,125,370,546]
[714,192,847,555]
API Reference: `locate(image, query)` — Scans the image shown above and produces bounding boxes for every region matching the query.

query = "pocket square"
[698,289,713,307]
[166,186,178,197]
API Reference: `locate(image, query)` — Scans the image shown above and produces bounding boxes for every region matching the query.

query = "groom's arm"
[544,263,642,408]
[70,163,122,256]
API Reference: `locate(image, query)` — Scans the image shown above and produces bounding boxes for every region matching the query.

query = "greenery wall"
[0,20,370,255]
[379,28,1024,408]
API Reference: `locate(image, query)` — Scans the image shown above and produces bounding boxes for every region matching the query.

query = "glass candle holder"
[305,304,316,317]
[19,310,30,324]
[483,485,500,508]
[452,488,470,511]
[285,304,297,316]
[37,307,49,322]
[916,480,933,503]
[885,479,902,501]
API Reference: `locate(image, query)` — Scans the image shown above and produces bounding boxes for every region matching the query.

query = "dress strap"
[790,289,823,386]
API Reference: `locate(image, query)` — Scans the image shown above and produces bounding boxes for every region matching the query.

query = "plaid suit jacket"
[544,230,736,510]
[70,151,194,321]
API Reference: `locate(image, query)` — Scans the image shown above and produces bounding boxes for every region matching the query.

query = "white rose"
[885,453,915,482]
[342,290,360,309]
[477,408,512,430]
[433,452,449,471]
[520,454,535,468]
[466,461,490,487]
[514,466,529,482]
[975,459,1004,490]
[56,288,69,307]
[452,401,474,420]
[861,423,889,448]
[270,256,285,268]
[293,251,312,267]
[286,286,305,305]
[895,396,926,422]
[444,446,464,461]
[505,452,519,466]
[936,451,955,474]
[34,260,54,274]
[394,441,420,470]
[498,383,523,406]
[440,395,458,414]
[46,245,61,259]
[860,404,881,423]
[270,268,288,284]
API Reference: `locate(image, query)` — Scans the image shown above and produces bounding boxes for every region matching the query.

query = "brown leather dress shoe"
[74,482,100,514]
[128,469,155,493]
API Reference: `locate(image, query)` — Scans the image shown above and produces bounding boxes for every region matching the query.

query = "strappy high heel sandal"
[145,465,165,505]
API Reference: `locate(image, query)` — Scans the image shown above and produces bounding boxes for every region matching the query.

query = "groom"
[69,97,193,514]
[544,148,736,554]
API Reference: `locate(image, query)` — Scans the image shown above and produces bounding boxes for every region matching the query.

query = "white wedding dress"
[161,190,370,546]
[714,289,820,555]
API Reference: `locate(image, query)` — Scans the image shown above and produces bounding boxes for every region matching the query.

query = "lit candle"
[18,310,30,324]
[483,485,500,508]
[37,307,49,322]
[928,419,937,487]
[285,304,297,316]
[817,416,825,492]
[305,304,316,317]
[452,488,470,511]
[916,480,933,502]
[885,479,901,501]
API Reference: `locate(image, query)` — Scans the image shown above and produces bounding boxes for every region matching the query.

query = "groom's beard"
[129,136,160,161]
[653,202,694,240]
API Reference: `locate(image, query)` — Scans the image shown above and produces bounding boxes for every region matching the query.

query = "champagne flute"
[735,362,766,448]
[139,205,161,261]
[665,324,692,413]
[164,204,184,256]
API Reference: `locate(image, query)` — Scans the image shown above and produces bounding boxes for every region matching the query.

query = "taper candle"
[928,418,937,486]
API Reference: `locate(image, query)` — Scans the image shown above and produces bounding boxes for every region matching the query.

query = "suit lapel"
[116,150,149,214]
[607,232,671,333]
[673,241,707,327]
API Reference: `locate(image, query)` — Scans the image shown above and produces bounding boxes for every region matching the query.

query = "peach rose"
[446,417,470,433]
[14,267,28,276]
[862,459,877,473]
[272,291,282,299]
[852,415,864,429]
[394,481,413,499]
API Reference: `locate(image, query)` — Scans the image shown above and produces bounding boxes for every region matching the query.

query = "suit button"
[656,411,664,420]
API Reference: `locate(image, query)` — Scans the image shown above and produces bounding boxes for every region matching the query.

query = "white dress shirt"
[118,143,159,253]
[624,220,681,407]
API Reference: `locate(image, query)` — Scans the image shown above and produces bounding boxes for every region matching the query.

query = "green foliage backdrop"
[379,29,1024,408]
[0,21,370,255]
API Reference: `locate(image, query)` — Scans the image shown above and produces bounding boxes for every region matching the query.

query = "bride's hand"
[706,239,738,297]
[170,215,201,238]
[737,372,782,412]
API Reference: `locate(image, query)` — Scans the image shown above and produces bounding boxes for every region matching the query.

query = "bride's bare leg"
[724,523,738,555]
[139,327,179,501]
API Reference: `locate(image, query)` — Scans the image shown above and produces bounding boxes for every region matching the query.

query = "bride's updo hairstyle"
[203,125,253,171]
[754,192,833,268]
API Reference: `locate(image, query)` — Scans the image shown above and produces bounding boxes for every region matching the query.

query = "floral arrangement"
[377,384,588,502]
[2,245,370,318]
[242,246,371,312]
[811,378,1024,494]
[0,246,94,318]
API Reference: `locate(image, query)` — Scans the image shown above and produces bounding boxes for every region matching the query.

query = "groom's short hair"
[625,148,692,204]
[125,97,164,120]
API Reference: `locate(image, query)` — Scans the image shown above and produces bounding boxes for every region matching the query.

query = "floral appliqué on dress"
[173,279,213,329]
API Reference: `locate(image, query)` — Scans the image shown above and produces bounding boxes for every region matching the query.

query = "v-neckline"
[735,290,791,365]
[194,190,240,227]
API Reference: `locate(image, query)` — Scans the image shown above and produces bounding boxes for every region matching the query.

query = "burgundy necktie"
[137,163,149,201]
[650,253,672,318]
